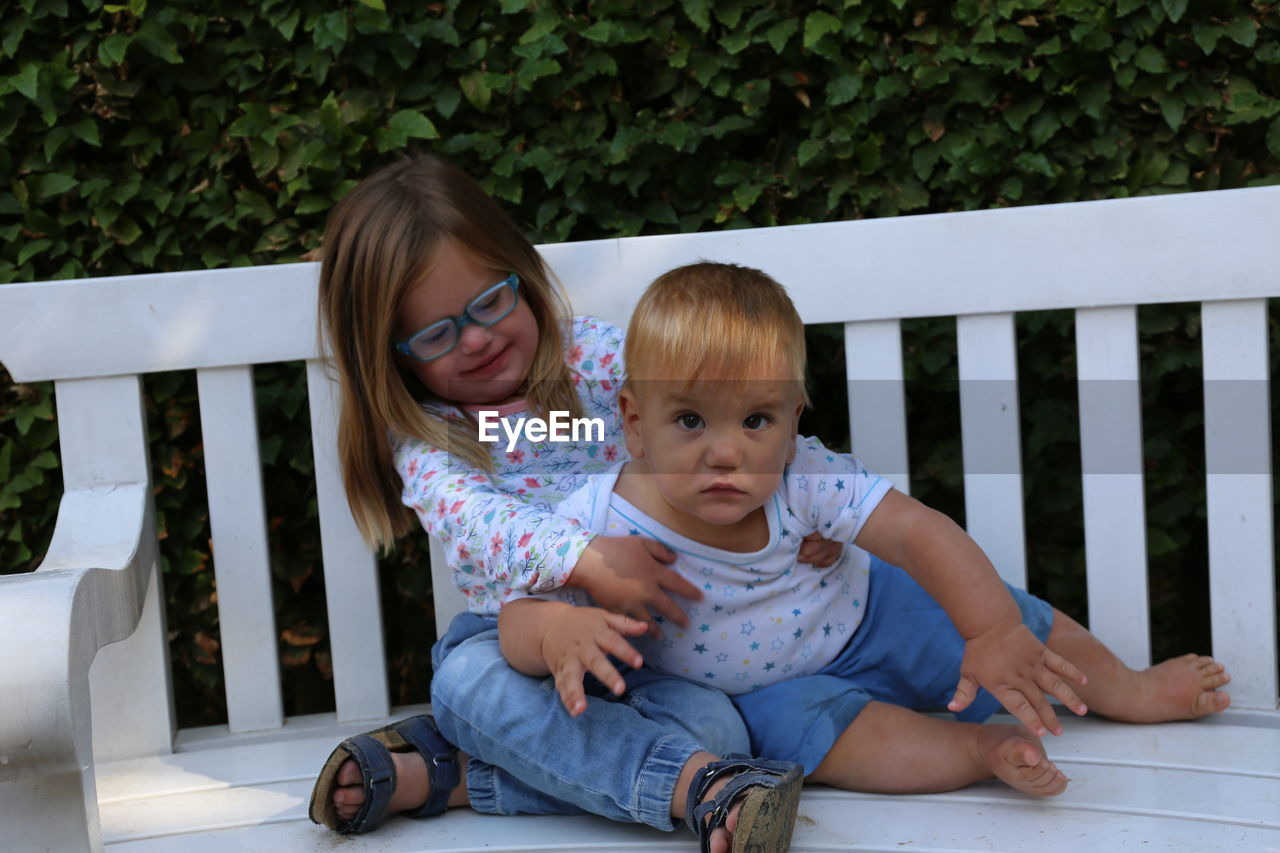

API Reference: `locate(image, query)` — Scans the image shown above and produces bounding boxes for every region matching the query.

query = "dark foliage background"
[2,0,1277,726]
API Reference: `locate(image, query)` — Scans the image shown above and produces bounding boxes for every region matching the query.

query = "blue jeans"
[430,613,752,830]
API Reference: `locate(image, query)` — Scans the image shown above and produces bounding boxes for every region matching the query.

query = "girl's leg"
[1045,608,1231,722]
[808,700,1068,797]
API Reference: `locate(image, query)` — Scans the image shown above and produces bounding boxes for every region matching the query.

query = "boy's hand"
[569,536,701,635]
[949,622,1089,736]
[798,532,842,568]
[541,606,647,717]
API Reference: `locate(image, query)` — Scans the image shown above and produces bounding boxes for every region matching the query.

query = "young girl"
[306,156,825,852]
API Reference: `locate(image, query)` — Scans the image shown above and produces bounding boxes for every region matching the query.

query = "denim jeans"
[430,613,752,830]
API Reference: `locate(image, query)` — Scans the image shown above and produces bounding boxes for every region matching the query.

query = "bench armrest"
[0,483,154,780]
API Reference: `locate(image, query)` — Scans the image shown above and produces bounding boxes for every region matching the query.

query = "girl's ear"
[618,386,645,459]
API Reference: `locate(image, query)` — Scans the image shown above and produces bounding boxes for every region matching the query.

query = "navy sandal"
[308,714,461,834]
[685,758,804,853]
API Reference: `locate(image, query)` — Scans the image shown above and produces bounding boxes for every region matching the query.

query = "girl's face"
[395,240,539,406]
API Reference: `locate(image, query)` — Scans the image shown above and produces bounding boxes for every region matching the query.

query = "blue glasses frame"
[393,273,521,363]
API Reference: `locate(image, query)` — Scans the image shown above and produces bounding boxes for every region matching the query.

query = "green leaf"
[803,11,840,49]
[765,18,797,53]
[1192,23,1221,55]
[356,0,385,9]
[682,0,712,32]
[98,33,133,66]
[1160,98,1184,132]
[1223,18,1256,48]
[827,72,861,106]
[72,117,100,146]
[459,71,491,111]
[797,138,824,166]
[1160,0,1188,23]
[136,19,182,64]
[17,238,51,265]
[1267,116,1280,159]
[388,109,439,140]
[32,172,77,199]
[1133,46,1168,74]
[13,63,39,100]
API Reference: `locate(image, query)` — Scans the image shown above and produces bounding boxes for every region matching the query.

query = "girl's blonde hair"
[318,155,581,550]
[624,262,810,405]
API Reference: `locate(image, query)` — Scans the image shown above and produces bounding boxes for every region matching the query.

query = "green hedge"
[2,0,1278,726]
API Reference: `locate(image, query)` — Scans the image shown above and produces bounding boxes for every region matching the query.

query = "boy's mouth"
[702,482,746,496]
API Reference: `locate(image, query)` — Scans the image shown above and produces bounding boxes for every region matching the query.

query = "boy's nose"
[704,435,743,469]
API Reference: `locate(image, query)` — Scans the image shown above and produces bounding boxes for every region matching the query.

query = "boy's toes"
[332,757,366,819]
[1191,689,1230,717]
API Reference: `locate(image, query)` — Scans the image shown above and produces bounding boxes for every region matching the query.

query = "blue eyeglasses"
[394,274,521,363]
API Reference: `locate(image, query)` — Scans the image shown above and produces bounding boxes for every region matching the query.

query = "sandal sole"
[308,721,423,832]
[731,764,804,853]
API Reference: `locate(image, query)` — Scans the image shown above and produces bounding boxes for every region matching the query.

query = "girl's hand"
[569,536,702,636]
[948,622,1089,736]
[541,607,648,716]
[798,532,843,568]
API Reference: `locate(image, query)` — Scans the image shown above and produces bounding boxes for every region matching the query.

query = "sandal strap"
[685,758,800,853]
[395,715,461,819]
[338,733,397,833]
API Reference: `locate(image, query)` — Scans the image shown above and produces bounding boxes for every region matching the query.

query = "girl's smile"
[396,240,538,406]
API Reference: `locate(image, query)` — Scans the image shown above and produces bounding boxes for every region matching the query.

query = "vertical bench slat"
[196,365,284,732]
[844,320,911,495]
[956,313,1027,587]
[1200,299,1278,711]
[1075,306,1151,669]
[305,360,390,721]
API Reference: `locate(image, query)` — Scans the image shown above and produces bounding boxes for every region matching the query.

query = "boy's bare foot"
[1123,654,1231,723]
[976,724,1068,797]
[333,751,468,821]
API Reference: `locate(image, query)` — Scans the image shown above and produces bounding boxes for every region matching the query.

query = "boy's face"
[619,368,804,527]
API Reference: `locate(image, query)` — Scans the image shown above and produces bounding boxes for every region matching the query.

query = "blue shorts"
[731,556,1055,774]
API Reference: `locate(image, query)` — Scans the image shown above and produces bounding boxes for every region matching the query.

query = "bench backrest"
[1,187,1276,752]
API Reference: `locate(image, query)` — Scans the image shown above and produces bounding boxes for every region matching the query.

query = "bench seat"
[97,711,1279,851]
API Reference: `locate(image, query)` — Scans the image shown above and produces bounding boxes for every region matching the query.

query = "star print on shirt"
[715,653,729,663]
[793,628,803,639]
[835,479,845,491]
[693,643,707,654]
[741,621,756,636]
[700,624,710,632]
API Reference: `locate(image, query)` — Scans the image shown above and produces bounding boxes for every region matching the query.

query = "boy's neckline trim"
[461,399,530,417]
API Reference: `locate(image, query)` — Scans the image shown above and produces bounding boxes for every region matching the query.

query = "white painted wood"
[94,714,1280,852]
[196,366,283,733]
[4,187,1280,383]
[304,359,389,722]
[1074,306,1151,670]
[543,185,1280,330]
[430,535,467,638]
[955,313,1027,587]
[1200,299,1278,711]
[844,320,910,495]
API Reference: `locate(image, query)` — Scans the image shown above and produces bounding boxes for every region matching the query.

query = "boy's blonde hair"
[318,155,582,550]
[624,262,810,404]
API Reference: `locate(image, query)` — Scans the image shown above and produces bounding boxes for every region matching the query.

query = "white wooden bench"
[1,187,1277,852]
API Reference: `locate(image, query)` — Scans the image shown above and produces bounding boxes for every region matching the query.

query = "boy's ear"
[618,386,645,459]
[786,398,804,464]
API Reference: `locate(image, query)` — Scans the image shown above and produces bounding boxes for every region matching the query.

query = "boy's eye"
[473,292,501,312]
[419,323,451,344]
[676,413,704,430]
[743,413,772,430]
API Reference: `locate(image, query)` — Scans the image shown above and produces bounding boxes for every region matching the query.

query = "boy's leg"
[1044,608,1231,722]
[808,700,1068,797]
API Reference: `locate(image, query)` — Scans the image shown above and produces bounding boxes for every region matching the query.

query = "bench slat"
[304,361,391,722]
[844,320,911,495]
[1075,306,1151,669]
[956,313,1027,587]
[1200,299,1278,711]
[196,365,284,732]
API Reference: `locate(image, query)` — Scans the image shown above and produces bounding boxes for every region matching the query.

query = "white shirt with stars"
[526,435,892,695]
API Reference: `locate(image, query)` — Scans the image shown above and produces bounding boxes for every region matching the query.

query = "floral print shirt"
[393,316,627,616]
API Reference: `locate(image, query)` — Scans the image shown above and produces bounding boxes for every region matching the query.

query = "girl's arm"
[402,443,701,627]
[498,598,647,716]
[853,489,1088,737]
